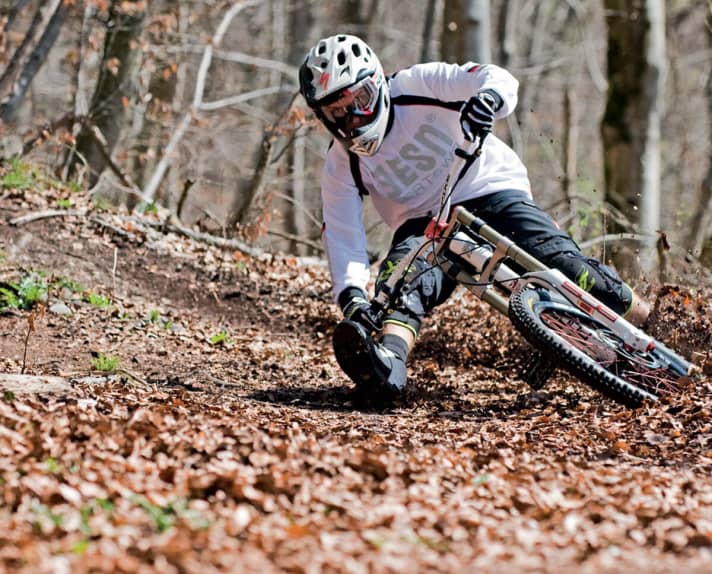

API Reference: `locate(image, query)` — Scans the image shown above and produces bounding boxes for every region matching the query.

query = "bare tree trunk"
[226,0,309,240]
[638,0,666,274]
[128,1,179,204]
[515,0,553,152]
[496,0,521,152]
[66,0,146,187]
[61,1,96,182]
[562,85,578,203]
[226,93,298,229]
[167,0,190,216]
[366,0,381,43]
[286,0,312,254]
[291,129,307,254]
[497,0,518,68]
[601,0,665,277]
[420,0,438,62]
[2,0,32,31]
[335,0,364,41]
[0,0,66,123]
[687,1,712,261]
[441,0,491,63]
[0,0,43,95]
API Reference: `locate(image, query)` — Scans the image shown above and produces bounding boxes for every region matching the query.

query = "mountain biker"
[298,33,650,395]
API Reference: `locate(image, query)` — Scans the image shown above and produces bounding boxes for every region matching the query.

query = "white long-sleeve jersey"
[321,61,532,301]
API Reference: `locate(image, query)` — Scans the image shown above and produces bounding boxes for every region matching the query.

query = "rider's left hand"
[459,89,503,142]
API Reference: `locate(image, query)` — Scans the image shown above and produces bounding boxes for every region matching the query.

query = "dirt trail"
[1,186,711,573]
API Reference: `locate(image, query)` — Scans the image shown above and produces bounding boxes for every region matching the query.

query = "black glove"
[459,89,503,142]
[338,287,381,333]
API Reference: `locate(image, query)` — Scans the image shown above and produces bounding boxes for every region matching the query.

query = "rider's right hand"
[339,287,381,333]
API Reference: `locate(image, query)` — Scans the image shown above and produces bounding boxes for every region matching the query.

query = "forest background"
[1,2,712,572]
[0,0,711,287]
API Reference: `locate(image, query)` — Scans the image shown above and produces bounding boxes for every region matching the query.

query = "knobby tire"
[508,287,682,407]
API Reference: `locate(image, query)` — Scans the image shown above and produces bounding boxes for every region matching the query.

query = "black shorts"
[375,190,633,334]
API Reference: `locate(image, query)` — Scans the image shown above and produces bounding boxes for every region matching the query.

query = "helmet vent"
[340,66,351,77]
[352,44,361,57]
[337,35,346,42]
[318,43,326,55]
[337,50,346,65]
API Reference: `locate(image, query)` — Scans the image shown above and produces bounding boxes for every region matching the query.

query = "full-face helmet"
[299,34,390,156]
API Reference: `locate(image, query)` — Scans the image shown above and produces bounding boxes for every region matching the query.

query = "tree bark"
[686,1,712,262]
[0,0,66,123]
[514,0,553,153]
[285,0,313,254]
[60,1,96,182]
[497,0,518,68]
[128,0,180,204]
[601,0,666,277]
[562,85,578,203]
[638,0,666,274]
[2,0,32,27]
[0,0,43,95]
[226,0,309,241]
[441,0,491,64]
[420,0,438,62]
[66,0,146,187]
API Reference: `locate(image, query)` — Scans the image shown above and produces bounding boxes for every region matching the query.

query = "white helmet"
[299,34,390,156]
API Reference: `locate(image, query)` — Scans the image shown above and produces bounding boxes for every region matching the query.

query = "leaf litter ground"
[0,186,711,573]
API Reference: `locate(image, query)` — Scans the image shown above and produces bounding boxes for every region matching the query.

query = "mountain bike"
[369,137,698,408]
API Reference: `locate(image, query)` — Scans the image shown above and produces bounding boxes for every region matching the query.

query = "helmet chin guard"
[299,34,390,156]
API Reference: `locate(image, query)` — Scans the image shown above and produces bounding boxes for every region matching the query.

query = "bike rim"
[535,301,684,397]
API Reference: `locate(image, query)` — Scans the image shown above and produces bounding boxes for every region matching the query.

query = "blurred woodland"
[0,0,711,285]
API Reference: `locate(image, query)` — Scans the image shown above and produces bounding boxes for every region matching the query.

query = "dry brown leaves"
[0,180,711,573]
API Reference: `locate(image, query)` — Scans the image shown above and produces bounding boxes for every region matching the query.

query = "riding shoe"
[332,320,408,394]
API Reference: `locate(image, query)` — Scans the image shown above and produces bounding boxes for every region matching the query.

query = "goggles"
[318,75,380,127]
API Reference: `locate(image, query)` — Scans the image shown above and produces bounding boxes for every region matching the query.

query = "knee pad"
[375,237,456,335]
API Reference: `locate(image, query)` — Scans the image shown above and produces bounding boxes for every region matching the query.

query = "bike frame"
[371,140,694,378]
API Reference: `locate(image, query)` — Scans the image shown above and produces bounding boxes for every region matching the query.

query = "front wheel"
[508,287,691,407]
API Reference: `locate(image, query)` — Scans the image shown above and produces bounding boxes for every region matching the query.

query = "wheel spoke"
[540,309,682,397]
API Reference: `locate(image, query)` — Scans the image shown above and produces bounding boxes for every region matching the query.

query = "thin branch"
[90,215,138,241]
[137,217,265,258]
[269,190,321,227]
[198,85,291,112]
[227,90,300,227]
[578,232,650,250]
[157,44,299,78]
[21,110,76,155]
[86,123,141,193]
[563,0,607,91]
[176,178,195,221]
[266,229,324,254]
[9,209,82,226]
[140,0,264,208]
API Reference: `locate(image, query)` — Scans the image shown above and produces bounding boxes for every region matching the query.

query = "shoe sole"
[332,321,385,389]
